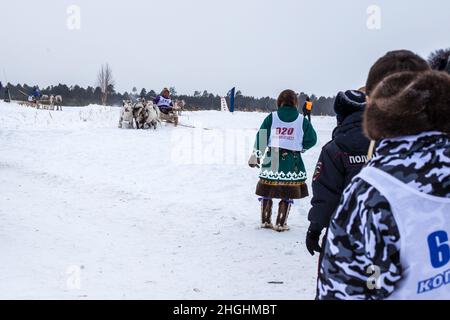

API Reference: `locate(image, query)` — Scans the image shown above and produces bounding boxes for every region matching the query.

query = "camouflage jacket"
[317,131,450,300]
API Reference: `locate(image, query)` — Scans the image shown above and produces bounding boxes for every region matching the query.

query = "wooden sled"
[159,111,179,127]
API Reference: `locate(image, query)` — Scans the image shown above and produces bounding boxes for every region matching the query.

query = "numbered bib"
[157,97,172,108]
[268,112,304,152]
[358,167,450,300]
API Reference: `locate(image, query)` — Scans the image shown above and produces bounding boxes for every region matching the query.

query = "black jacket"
[308,111,370,229]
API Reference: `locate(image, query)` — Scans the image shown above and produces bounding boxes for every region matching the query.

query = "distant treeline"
[0,83,336,115]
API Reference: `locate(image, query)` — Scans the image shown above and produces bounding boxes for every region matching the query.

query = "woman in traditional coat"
[249,89,317,232]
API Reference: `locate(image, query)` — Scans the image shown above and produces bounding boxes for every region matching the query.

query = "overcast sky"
[0,0,448,97]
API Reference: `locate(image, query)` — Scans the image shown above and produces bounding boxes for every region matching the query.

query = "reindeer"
[37,95,50,109]
[54,95,63,111]
[132,99,161,130]
[143,101,161,130]
[34,95,63,111]
[119,100,135,129]
[173,99,186,116]
[132,100,146,129]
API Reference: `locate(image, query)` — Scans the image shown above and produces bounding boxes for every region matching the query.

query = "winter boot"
[260,198,273,229]
[274,200,292,232]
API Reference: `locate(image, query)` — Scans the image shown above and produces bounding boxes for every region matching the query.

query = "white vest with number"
[268,112,304,151]
[358,166,450,300]
[157,96,172,108]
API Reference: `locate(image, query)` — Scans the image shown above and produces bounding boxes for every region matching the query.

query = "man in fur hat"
[317,51,450,300]
[306,50,431,261]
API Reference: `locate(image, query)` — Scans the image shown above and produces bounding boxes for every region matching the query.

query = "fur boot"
[260,198,273,229]
[274,200,292,232]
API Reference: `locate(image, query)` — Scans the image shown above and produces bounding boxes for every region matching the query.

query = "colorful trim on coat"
[259,170,307,182]
[258,179,306,187]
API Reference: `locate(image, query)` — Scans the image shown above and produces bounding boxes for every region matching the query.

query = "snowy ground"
[0,102,335,300]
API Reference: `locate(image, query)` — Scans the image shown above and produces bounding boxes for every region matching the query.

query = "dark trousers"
[303,111,311,123]
[159,107,174,115]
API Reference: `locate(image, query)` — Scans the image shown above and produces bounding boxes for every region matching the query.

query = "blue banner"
[227,87,236,113]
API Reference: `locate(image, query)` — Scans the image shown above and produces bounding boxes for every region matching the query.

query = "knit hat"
[364,70,450,140]
[334,90,366,124]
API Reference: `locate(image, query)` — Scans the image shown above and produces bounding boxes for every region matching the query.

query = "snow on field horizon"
[0,102,335,299]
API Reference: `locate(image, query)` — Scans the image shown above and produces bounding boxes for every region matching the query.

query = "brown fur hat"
[366,50,430,96]
[364,70,450,140]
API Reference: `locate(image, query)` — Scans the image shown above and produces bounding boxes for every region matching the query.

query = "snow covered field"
[0,102,335,300]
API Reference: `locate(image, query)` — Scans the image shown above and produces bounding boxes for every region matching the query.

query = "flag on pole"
[227,87,236,113]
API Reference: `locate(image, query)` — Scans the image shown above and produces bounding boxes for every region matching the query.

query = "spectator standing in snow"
[30,86,41,103]
[4,85,11,102]
[306,90,369,257]
[249,89,317,232]
[317,51,450,300]
[302,96,313,122]
[307,51,430,264]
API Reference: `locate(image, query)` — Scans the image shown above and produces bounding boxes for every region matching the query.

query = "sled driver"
[29,86,41,103]
[154,88,174,115]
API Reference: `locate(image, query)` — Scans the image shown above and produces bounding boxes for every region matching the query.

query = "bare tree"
[97,64,115,105]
